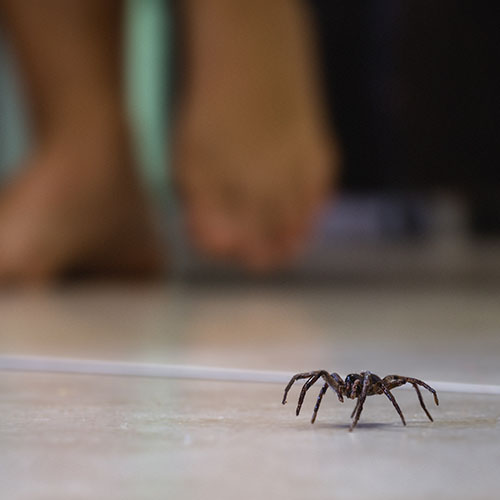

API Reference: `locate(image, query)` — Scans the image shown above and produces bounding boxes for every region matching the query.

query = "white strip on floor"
[1,355,500,395]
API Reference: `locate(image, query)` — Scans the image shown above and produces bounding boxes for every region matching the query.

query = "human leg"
[0,0,164,284]
[174,0,339,271]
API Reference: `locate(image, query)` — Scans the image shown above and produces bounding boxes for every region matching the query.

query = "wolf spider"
[282,370,439,431]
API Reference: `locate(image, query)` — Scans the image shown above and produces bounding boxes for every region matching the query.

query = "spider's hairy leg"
[381,375,407,391]
[310,372,345,423]
[350,399,360,419]
[282,371,322,405]
[310,382,328,423]
[282,370,344,406]
[411,383,434,422]
[352,378,362,397]
[380,382,406,426]
[350,371,371,431]
[296,374,322,416]
[328,372,345,403]
[404,377,439,406]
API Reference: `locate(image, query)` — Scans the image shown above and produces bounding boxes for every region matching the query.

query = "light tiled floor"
[1,283,500,499]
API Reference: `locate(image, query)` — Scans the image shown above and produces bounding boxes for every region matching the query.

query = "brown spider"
[282,370,439,431]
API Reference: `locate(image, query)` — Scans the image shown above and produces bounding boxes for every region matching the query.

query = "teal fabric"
[0,32,30,179]
[125,0,171,201]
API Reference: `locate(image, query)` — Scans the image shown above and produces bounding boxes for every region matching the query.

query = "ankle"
[36,92,128,146]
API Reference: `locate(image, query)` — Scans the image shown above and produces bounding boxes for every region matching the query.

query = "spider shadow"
[310,421,401,432]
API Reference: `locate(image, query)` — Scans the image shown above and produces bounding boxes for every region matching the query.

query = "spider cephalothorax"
[282,370,439,431]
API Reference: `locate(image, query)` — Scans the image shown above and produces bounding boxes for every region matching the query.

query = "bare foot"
[176,107,335,271]
[175,0,338,271]
[0,127,165,285]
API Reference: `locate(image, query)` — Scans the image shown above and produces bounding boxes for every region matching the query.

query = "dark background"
[311,0,500,235]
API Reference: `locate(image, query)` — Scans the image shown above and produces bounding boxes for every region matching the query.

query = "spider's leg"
[350,372,371,431]
[296,374,322,416]
[412,383,434,422]
[323,372,345,403]
[352,378,362,397]
[311,382,328,424]
[350,399,360,419]
[310,372,346,423]
[282,371,322,405]
[405,377,439,406]
[380,382,406,426]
